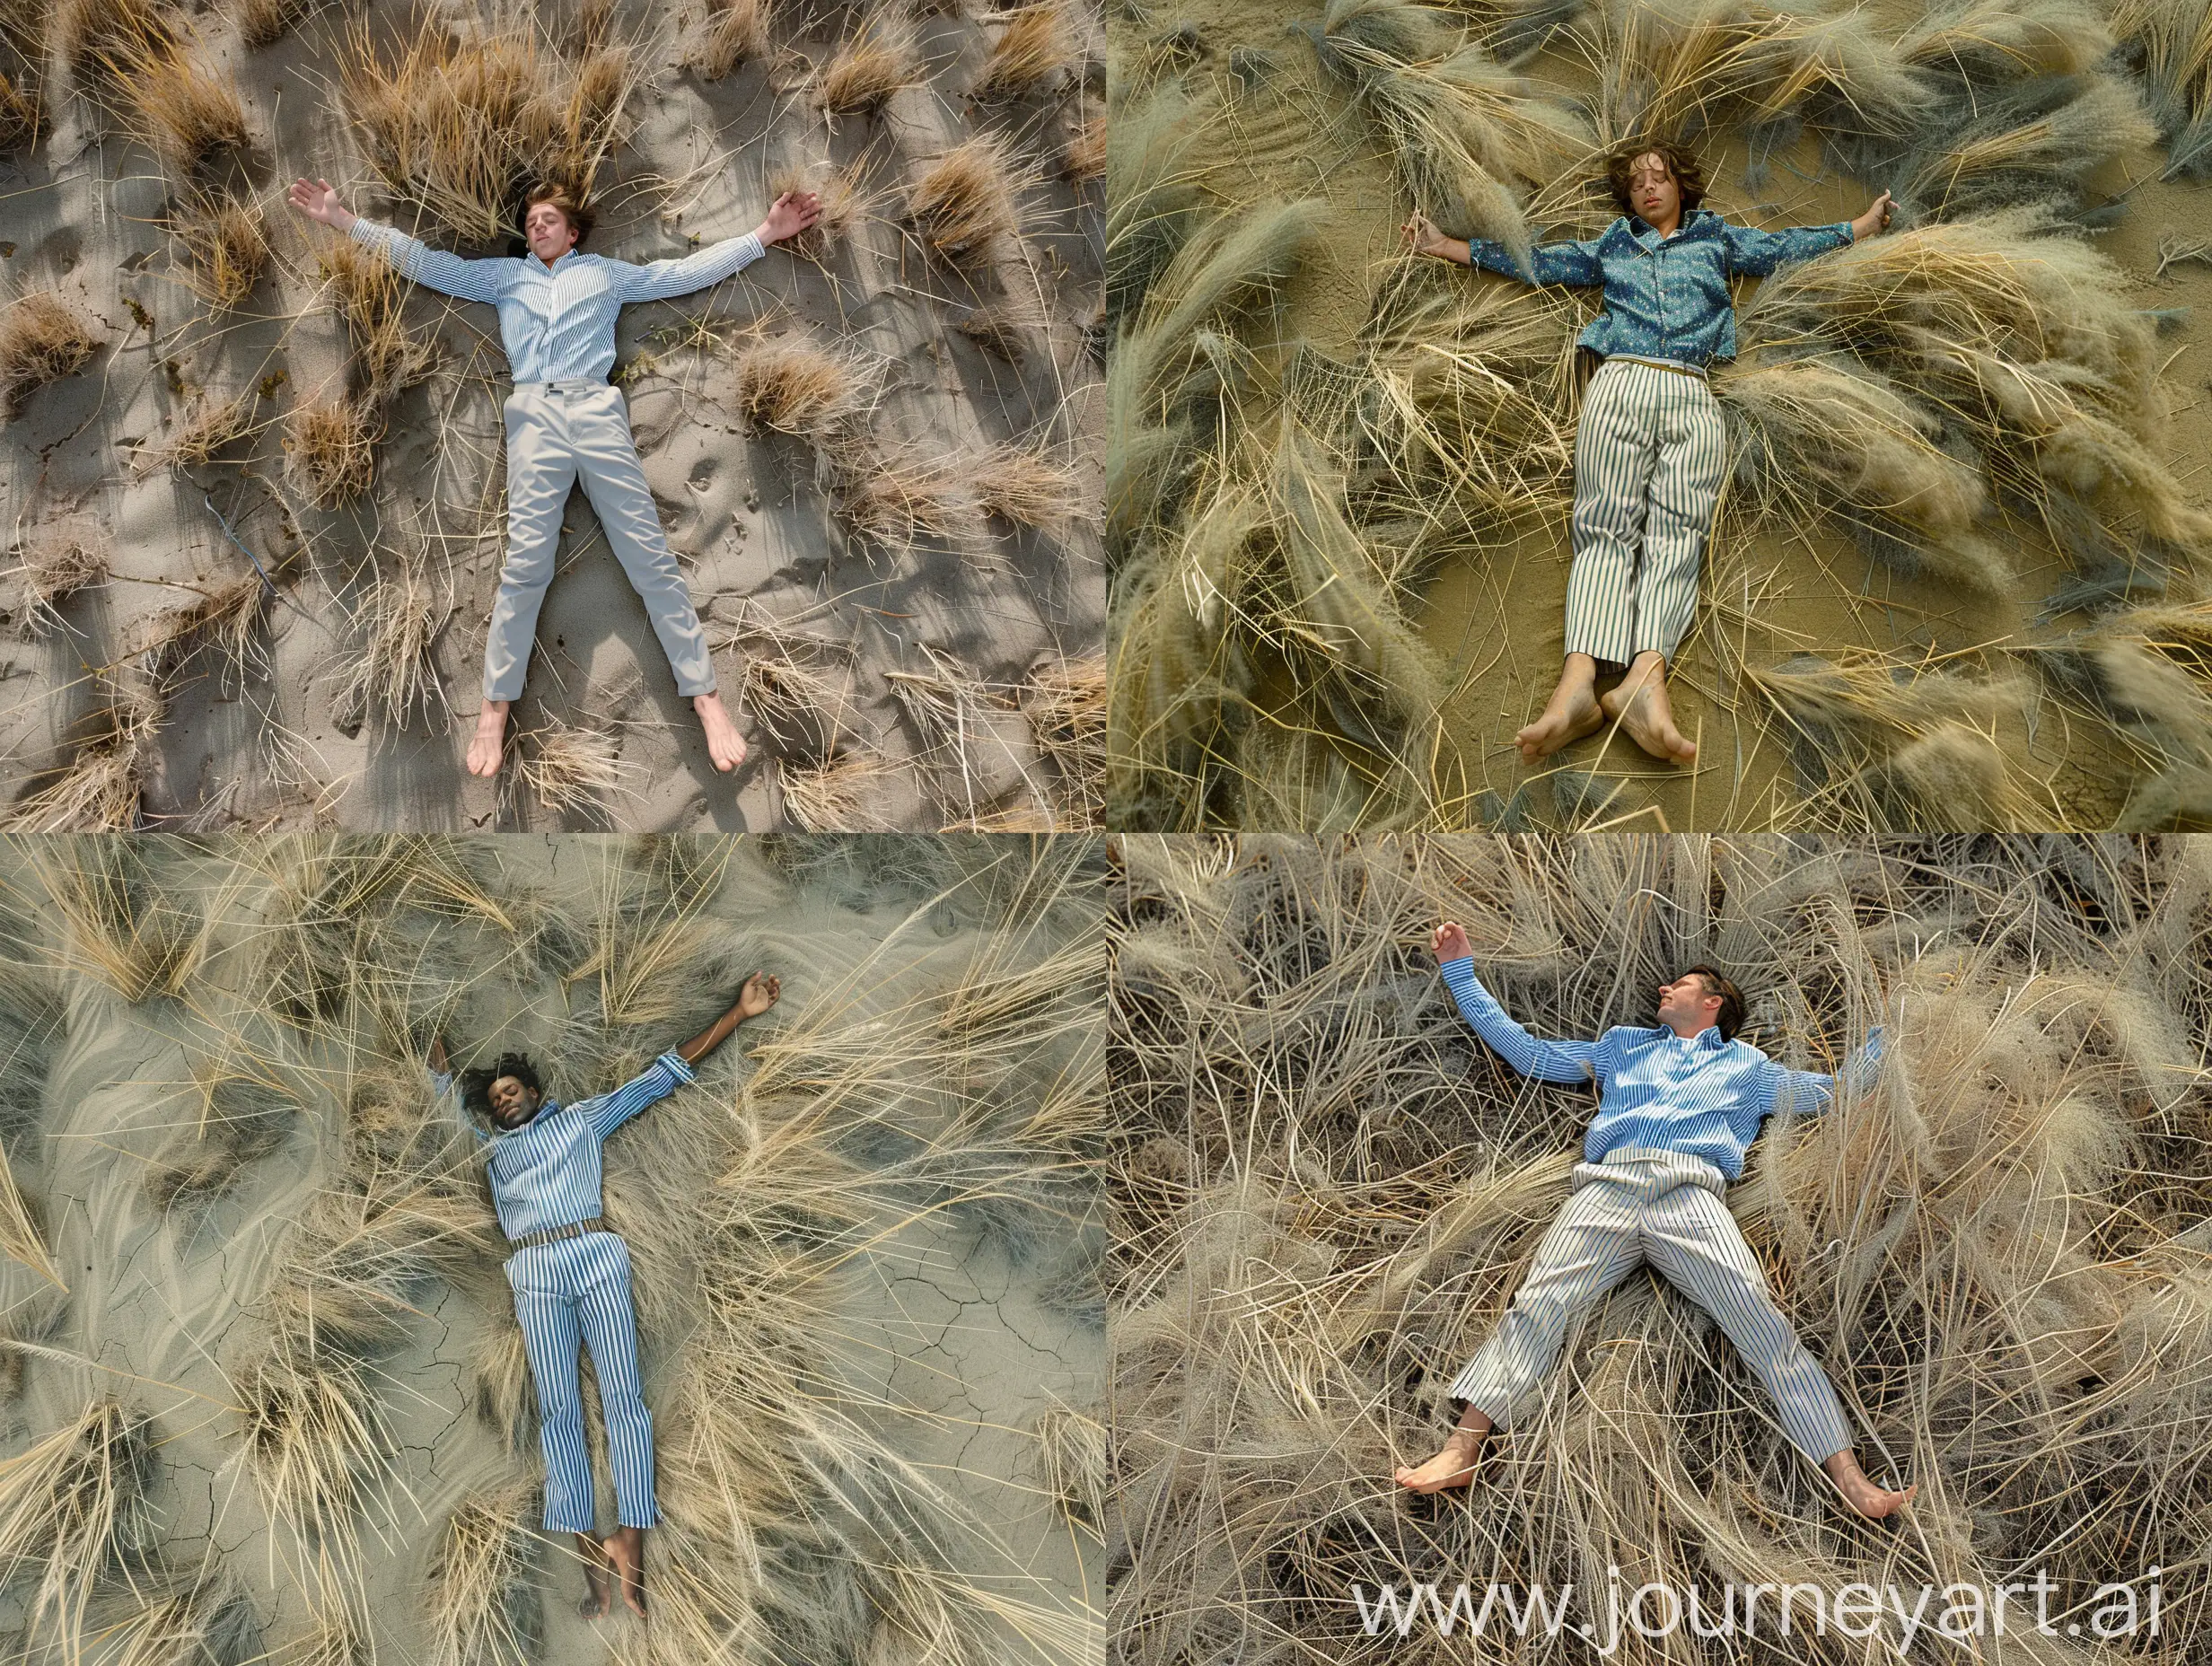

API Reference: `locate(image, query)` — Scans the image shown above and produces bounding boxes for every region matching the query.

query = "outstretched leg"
[505,1250,598,1539]
[1398,1173,1645,1492]
[478,390,579,776]
[1642,1180,1914,1519]
[575,1233,658,1617]
[571,389,745,773]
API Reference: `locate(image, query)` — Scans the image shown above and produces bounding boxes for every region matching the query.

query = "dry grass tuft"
[972,1,1076,101]
[813,14,922,115]
[1032,1397,1104,1532]
[0,0,46,153]
[1060,105,1103,181]
[170,192,270,310]
[113,38,250,183]
[0,1401,156,1650]
[775,751,907,829]
[233,0,319,51]
[733,332,867,439]
[331,557,447,734]
[285,397,382,508]
[6,675,161,832]
[318,236,436,406]
[341,18,639,246]
[426,1483,542,1666]
[18,531,109,630]
[829,439,976,549]
[1023,655,1104,823]
[766,160,874,259]
[0,292,101,417]
[53,0,174,78]
[975,442,1085,535]
[908,133,1031,260]
[136,389,257,475]
[515,715,635,813]
[697,0,770,80]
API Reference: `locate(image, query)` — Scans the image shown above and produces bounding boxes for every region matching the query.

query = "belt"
[508,1215,607,1249]
[512,380,609,394]
[1605,355,1707,380]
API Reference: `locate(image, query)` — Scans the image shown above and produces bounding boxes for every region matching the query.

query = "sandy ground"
[1111,0,2212,830]
[0,1,1105,831]
[0,834,1105,1663]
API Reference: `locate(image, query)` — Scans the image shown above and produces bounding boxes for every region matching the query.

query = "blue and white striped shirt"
[348,217,767,385]
[431,1051,697,1240]
[1463,206,1854,367]
[1440,958,1882,1180]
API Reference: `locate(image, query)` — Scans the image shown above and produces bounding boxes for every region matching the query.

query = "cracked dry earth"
[0,834,1105,1663]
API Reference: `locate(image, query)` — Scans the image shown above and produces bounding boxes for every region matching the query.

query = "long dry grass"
[734,332,868,439]
[908,133,1033,260]
[814,14,922,115]
[285,397,382,508]
[973,1,1078,101]
[697,0,769,80]
[169,192,270,311]
[1111,833,2212,1666]
[0,293,101,417]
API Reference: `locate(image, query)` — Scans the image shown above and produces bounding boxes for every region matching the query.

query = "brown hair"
[523,181,594,250]
[1681,964,1744,1041]
[1606,140,1707,220]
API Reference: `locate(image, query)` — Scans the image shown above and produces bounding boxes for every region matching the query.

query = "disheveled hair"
[461,1051,544,1116]
[523,181,595,249]
[1681,964,1745,1041]
[1606,139,1707,218]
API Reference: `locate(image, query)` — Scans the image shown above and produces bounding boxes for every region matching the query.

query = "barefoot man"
[286,176,821,777]
[429,970,782,1618]
[1403,141,1892,767]
[1396,923,1914,1520]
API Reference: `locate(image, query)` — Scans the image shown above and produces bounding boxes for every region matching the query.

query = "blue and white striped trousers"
[1449,1148,1853,1464]
[1564,358,1729,667]
[505,1231,660,1532]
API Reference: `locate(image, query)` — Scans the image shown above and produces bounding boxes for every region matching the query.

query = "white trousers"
[488,381,715,702]
[1449,1147,1853,1464]
[1564,358,1729,667]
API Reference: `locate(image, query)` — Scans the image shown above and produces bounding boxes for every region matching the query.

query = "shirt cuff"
[657,1049,697,1084]
[429,1068,453,1096]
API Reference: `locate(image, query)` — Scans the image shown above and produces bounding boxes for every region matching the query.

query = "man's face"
[487,1074,541,1129]
[524,202,578,264]
[1628,152,1680,225]
[1656,973,1721,1033]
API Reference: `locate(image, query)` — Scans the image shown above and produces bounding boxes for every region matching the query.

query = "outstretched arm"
[611,192,822,303]
[1402,212,1606,286]
[287,177,508,305]
[584,972,780,1139]
[1434,923,1611,1085]
[675,972,781,1065]
[1760,1026,1885,1116]
[1720,194,1885,277]
[428,1034,489,1145]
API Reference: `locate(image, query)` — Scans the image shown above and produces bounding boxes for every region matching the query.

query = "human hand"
[1400,213,1453,259]
[285,177,353,230]
[1432,922,1472,963]
[1852,189,1893,241]
[736,971,781,1019]
[758,190,822,245]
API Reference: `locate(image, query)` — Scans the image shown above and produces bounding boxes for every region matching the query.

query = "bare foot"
[1599,653,1698,764]
[1514,674,1604,764]
[601,1525,647,1619]
[575,1530,610,1618]
[467,700,511,777]
[1822,1451,1917,1519]
[693,691,746,773]
[1392,1426,1485,1494]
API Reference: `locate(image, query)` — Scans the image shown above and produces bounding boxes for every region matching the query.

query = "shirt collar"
[1655,1022,1728,1048]
[528,249,580,274]
[1629,206,1707,243]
